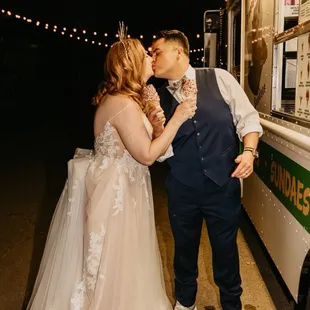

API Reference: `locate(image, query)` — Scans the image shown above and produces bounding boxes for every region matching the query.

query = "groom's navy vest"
[158,68,239,190]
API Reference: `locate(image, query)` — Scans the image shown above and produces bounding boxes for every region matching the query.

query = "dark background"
[0,0,225,142]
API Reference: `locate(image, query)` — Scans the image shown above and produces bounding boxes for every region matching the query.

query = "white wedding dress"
[27,102,173,310]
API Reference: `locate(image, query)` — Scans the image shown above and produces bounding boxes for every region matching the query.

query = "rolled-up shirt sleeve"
[156,144,174,162]
[214,68,263,141]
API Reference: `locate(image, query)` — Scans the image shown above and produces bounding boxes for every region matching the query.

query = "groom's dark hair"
[152,30,190,58]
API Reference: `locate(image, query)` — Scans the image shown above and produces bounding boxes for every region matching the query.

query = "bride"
[26,24,197,310]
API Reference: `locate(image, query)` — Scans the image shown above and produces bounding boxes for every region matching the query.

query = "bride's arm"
[111,98,194,166]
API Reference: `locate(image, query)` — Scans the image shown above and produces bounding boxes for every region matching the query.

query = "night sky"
[1,0,225,49]
[0,0,225,143]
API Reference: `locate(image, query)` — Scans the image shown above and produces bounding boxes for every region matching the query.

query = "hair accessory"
[118,21,129,59]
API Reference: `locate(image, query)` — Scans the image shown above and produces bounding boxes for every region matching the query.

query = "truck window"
[272,0,310,126]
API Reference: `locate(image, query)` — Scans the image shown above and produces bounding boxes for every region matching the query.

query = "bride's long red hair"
[93,38,148,113]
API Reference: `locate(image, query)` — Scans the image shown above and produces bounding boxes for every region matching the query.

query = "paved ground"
[0,124,295,310]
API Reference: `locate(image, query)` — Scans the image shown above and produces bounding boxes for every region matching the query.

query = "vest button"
[193,120,197,124]
[197,132,200,136]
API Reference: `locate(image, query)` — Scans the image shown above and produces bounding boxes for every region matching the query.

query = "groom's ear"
[176,46,184,59]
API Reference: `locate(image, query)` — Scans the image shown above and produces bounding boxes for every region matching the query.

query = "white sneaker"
[174,301,197,310]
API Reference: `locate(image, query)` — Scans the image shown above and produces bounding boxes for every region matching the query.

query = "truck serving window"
[272,0,310,127]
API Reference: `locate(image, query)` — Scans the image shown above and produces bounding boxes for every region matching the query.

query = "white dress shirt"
[167,65,263,141]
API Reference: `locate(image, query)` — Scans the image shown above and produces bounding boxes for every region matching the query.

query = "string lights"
[0,8,204,53]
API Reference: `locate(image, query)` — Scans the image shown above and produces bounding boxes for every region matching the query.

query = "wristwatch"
[243,147,259,158]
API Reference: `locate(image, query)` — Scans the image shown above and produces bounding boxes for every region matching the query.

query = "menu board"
[295,32,310,119]
[295,0,310,119]
[299,0,310,23]
[284,0,300,17]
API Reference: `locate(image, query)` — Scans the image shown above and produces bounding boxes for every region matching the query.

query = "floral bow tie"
[167,76,187,92]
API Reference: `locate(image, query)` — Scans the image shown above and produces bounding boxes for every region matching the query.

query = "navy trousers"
[166,174,243,310]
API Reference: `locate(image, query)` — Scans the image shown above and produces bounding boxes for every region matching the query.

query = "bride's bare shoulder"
[102,94,134,107]
[95,94,140,125]
[101,95,142,116]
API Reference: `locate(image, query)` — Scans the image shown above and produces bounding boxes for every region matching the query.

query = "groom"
[149,30,263,310]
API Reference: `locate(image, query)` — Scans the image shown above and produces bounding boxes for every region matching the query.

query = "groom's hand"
[148,106,165,139]
[231,152,255,179]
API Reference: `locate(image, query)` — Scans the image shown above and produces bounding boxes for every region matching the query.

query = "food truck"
[203,0,310,307]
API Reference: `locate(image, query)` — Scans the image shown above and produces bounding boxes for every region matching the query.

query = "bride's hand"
[148,106,166,138]
[173,97,197,124]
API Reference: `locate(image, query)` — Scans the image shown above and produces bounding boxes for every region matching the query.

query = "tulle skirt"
[27,148,172,310]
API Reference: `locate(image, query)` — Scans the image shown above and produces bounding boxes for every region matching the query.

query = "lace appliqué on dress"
[71,121,151,309]
[86,225,106,290]
[94,122,149,216]
[94,122,120,162]
[71,225,106,310]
